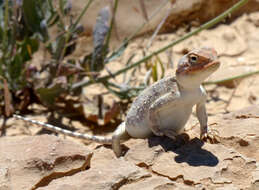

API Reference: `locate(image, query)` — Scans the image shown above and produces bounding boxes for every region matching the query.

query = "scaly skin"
[13,47,220,157]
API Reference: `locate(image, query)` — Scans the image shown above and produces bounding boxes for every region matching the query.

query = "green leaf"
[105,40,128,63]
[51,35,66,60]
[152,62,158,82]
[18,37,39,62]
[22,0,49,41]
[59,0,70,15]
[156,55,165,79]
[9,54,23,81]
[36,83,65,106]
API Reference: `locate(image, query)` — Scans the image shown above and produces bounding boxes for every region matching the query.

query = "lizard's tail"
[13,114,112,144]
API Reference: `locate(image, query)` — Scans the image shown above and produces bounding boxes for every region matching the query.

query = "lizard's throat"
[176,74,203,90]
[176,80,201,91]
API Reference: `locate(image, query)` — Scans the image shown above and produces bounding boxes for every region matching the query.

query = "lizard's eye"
[189,54,198,63]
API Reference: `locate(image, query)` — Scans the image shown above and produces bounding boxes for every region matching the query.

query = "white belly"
[157,104,193,134]
[126,104,194,138]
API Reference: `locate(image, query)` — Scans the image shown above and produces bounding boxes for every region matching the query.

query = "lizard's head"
[176,47,220,88]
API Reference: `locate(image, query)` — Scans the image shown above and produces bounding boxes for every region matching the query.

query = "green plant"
[0,0,40,116]
[0,0,95,115]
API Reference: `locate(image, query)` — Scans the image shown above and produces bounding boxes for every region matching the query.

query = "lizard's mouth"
[177,60,220,75]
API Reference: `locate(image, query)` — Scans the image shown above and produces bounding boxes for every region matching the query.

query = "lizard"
[13,47,220,157]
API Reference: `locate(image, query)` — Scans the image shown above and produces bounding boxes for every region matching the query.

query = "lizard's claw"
[200,128,220,144]
[151,125,164,136]
[163,129,177,140]
[153,130,164,137]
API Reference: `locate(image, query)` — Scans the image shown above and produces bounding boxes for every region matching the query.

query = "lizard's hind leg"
[112,122,130,157]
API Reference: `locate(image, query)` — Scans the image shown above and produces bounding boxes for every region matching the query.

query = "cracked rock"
[210,105,259,161]
[38,147,150,190]
[150,139,258,189]
[120,176,196,190]
[0,135,92,190]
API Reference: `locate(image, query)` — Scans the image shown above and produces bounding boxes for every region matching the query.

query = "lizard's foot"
[200,128,220,144]
[162,129,177,140]
[150,125,164,136]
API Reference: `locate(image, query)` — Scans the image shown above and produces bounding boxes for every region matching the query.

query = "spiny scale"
[13,114,112,143]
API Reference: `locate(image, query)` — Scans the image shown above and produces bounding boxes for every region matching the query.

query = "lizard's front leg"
[196,100,218,143]
[149,93,178,139]
[196,101,208,139]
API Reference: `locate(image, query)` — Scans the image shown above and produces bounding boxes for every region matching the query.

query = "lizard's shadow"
[148,134,219,167]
